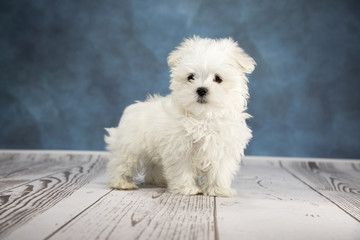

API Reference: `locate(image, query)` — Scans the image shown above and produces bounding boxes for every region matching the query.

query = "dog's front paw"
[203,187,237,197]
[108,179,138,190]
[169,185,202,196]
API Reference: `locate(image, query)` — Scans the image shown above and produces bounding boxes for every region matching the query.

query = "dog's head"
[168,36,255,117]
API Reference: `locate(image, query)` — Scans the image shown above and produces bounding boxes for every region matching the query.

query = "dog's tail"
[104,127,117,151]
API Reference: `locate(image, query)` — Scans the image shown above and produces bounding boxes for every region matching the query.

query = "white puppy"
[105,36,255,197]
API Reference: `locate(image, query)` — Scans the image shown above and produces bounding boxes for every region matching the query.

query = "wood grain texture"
[281,160,360,222]
[47,188,215,240]
[0,152,107,238]
[216,157,360,240]
[5,173,112,240]
[0,152,96,192]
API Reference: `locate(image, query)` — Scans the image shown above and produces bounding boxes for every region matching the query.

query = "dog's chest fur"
[181,115,234,172]
[183,117,219,144]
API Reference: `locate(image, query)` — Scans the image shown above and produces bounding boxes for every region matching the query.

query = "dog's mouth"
[197,97,207,104]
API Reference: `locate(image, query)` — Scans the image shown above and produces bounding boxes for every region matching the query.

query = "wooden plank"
[281,160,360,222]
[0,153,107,239]
[5,172,112,240]
[0,152,97,192]
[216,157,360,240]
[45,187,215,240]
[0,152,93,178]
[2,151,215,240]
[3,152,359,240]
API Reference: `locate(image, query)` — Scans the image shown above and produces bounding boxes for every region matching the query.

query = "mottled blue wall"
[1,0,360,159]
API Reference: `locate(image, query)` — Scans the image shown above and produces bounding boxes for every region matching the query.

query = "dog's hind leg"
[107,153,139,190]
[144,163,167,187]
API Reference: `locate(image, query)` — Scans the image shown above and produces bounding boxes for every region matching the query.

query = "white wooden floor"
[0,151,359,240]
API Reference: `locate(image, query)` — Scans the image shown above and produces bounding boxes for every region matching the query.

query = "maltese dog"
[105,36,255,197]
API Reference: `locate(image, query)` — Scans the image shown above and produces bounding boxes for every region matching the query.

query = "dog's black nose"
[196,87,208,97]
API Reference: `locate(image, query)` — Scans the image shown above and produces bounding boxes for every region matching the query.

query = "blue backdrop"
[1,0,360,159]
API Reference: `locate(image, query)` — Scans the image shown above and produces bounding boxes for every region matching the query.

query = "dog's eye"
[214,75,223,83]
[187,74,195,82]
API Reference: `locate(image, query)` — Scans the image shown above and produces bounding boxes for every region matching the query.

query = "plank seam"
[279,161,360,223]
[213,197,219,240]
[43,189,114,240]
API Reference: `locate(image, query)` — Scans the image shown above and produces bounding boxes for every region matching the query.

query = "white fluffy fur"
[105,36,255,197]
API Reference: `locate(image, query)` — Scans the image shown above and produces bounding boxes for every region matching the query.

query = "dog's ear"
[168,36,200,68]
[225,38,256,74]
[233,48,256,74]
[167,48,182,68]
